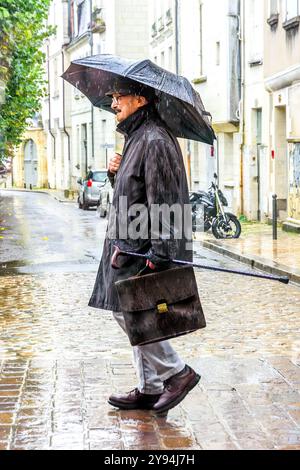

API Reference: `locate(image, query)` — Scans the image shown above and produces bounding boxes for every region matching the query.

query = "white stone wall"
[195,0,233,124]
[115,0,150,59]
[41,0,298,220]
[179,0,241,209]
[242,0,270,220]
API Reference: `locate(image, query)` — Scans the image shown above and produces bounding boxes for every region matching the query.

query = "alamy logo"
[106,196,205,240]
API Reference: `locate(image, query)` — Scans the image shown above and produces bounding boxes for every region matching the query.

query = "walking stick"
[112,247,290,285]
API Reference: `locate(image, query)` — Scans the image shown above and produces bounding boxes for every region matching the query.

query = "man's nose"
[111,100,118,110]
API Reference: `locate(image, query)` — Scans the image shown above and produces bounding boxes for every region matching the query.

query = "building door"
[274,106,288,218]
[256,109,263,221]
[289,142,300,220]
[24,139,38,188]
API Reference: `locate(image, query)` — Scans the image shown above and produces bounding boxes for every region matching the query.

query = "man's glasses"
[111,94,128,105]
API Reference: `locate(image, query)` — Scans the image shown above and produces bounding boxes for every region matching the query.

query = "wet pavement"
[0,190,104,268]
[0,190,300,450]
[196,222,300,283]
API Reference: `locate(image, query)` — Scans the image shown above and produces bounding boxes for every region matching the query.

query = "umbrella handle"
[111,246,147,269]
[111,246,122,269]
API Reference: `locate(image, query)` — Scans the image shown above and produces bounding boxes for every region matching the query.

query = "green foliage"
[0,0,54,162]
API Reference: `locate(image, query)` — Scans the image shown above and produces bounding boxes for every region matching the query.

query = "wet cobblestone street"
[0,191,300,450]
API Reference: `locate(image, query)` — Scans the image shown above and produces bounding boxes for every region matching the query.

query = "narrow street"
[0,190,300,450]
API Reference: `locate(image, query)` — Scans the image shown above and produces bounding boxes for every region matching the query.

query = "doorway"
[24,139,38,188]
[274,106,288,218]
[256,108,262,221]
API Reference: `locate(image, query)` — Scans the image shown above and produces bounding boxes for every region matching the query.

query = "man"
[89,77,200,414]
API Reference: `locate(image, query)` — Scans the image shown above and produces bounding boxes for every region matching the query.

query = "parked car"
[97,176,114,218]
[0,157,12,175]
[77,169,107,210]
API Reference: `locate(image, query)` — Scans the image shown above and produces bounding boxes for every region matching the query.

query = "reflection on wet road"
[0,190,300,450]
[0,190,105,268]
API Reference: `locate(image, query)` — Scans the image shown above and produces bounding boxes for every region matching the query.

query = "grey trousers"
[113,311,185,395]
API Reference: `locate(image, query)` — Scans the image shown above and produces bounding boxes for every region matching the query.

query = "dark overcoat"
[88,104,193,311]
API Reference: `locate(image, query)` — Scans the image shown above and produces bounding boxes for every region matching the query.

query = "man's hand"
[146,259,156,271]
[108,153,122,175]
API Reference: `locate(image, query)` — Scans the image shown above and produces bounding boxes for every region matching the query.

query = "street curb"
[199,239,300,286]
[0,188,76,204]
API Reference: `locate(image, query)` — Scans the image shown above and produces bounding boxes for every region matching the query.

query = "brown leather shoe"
[108,388,162,410]
[152,365,200,414]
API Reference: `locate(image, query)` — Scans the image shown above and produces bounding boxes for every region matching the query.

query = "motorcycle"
[191,173,241,239]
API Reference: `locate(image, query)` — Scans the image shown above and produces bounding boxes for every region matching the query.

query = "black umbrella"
[62,54,216,145]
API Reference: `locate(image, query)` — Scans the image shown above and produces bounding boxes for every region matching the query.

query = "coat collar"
[116,103,157,138]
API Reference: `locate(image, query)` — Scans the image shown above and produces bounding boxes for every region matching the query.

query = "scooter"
[191,173,241,239]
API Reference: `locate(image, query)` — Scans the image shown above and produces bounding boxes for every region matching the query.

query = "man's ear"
[137,96,148,107]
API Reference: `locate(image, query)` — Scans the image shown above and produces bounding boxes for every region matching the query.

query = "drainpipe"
[199,0,203,76]
[239,0,245,216]
[47,43,56,188]
[62,49,71,189]
[89,0,95,164]
[175,0,180,75]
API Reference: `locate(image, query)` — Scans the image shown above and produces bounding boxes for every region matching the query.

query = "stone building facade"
[11,0,300,231]
[13,0,149,193]
[264,0,300,231]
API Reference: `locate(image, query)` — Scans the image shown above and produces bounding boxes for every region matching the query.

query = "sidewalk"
[0,187,76,204]
[195,222,300,285]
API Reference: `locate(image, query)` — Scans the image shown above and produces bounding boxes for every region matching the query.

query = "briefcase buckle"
[157,302,169,314]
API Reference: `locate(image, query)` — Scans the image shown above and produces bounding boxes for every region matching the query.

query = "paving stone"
[1,193,300,449]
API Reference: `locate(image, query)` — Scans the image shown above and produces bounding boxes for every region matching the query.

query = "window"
[77,0,90,36]
[76,126,80,168]
[269,0,278,15]
[70,0,77,37]
[284,0,299,20]
[216,42,220,66]
[161,51,165,68]
[70,0,91,38]
[168,46,173,71]
[250,0,263,62]
[81,123,88,174]
[199,1,203,76]
[166,8,172,25]
[267,0,279,27]
[53,58,59,97]
[152,22,157,37]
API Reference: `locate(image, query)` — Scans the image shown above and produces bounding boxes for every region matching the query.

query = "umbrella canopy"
[62,54,216,145]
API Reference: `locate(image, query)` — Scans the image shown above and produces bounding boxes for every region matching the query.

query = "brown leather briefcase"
[114,265,206,346]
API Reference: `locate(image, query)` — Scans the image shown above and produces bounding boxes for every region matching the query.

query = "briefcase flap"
[115,266,199,313]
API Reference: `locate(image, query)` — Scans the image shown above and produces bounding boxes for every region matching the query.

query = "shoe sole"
[153,374,201,415]
[108,399,155,410]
